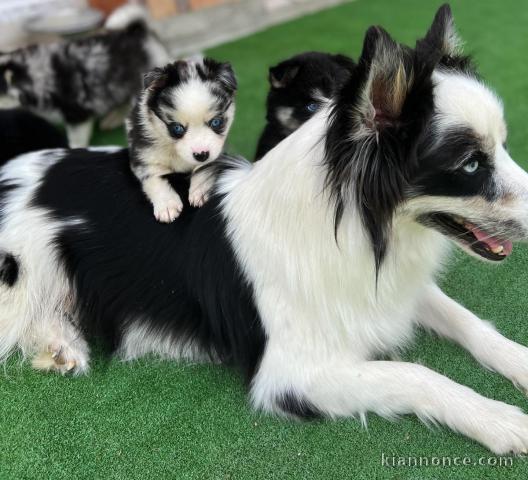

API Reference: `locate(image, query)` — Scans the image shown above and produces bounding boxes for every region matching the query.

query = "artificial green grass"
[3,0,528,478]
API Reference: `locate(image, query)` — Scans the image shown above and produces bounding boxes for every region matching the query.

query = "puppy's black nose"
[193,151,209,162]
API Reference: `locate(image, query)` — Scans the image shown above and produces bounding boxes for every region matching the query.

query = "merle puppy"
[255,52,354,160]
[128,58,237,222]
[0,5,169,148]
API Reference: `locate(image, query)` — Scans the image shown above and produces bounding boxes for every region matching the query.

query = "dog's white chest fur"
[220,117,448,360]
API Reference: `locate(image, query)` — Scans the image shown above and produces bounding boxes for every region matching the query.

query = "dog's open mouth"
[425,213,513,261]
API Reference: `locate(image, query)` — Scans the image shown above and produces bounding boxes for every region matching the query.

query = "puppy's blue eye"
[168,122,185,138]
[209,117,224,130]
[462,160,479,174]
[306,102,319,113]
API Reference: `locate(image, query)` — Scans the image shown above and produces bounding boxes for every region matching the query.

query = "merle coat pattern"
[0,5,169,147]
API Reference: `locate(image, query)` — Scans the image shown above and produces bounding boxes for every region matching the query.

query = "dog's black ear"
[269,63,299,89]
[355,26,413,132]
[143,67,167,91]
[326,26,424,275]
[202,58,237,94]
[416,4,461,64]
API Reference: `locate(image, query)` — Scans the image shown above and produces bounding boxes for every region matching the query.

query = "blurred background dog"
[0,4,170,147]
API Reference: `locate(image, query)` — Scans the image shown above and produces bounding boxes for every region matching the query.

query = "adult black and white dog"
[0,5,169,147]
[1,5,528,453]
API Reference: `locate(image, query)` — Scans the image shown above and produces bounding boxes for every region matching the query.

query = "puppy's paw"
[189,171,214,208]
[153,195,183,223]
[188,185,210,208]
[32,343,89,376]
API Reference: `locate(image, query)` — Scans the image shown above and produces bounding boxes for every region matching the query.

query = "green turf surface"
[3,0,528,478]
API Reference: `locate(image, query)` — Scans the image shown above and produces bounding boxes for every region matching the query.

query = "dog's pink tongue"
[465,223,513,256]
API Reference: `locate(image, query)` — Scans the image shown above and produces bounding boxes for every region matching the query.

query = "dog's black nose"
[193,151,210,162]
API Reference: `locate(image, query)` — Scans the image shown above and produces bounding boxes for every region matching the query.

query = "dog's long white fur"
[217,71,528,453]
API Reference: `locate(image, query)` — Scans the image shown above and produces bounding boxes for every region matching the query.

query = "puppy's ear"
[202,58,237,94]
[416,4,461,64]
[268,63,299,89]
[355,26,413,133]
[143,68,167,91]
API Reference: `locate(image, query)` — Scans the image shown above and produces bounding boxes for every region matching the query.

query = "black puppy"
[255,52,354,160]
[0,109,67,163]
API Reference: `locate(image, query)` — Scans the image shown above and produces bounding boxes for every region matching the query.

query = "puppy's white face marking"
[168,79,233,166]
[276,107,300,132]
[144,78,234,170]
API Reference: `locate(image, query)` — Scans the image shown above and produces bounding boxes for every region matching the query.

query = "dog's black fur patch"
[33,149,265,381]
[278,392,322,420]
[0,109,68,162]
[0,252,19,287]
[255,52,355,160]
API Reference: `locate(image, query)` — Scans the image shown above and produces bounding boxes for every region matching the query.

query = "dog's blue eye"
[306,102,319,113]
[209,117,224,129]
[462,160,479,174]
[168,122,185,138]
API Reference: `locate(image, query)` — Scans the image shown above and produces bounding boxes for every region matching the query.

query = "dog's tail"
[104,4,148,30]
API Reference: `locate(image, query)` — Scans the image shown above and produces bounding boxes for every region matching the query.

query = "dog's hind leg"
[252,353,528,454]
[31,309,89,375]
[0,248,89,374]
[417,284,528,394]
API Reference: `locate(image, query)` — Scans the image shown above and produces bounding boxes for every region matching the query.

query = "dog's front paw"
[472,399,528,455]
[188,184,210,208]
[189,170,214,208]
[32,343,89,376]
[486,340,528,395]
[153,196,183,223]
